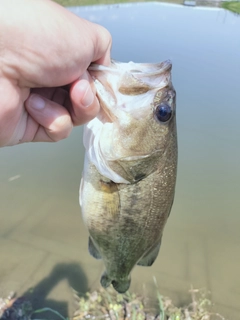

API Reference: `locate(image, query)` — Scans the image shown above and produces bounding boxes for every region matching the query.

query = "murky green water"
[1,2,240,319]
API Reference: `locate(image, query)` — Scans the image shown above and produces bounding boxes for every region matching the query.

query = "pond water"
[1,2,240,319]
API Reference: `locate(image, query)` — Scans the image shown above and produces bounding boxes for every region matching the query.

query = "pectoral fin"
[137,240,161,267]
[88,237,102,260]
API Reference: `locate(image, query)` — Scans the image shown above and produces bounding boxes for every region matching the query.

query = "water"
[1,2,240,319]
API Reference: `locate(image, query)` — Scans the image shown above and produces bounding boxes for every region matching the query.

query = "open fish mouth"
[88,59,173,123]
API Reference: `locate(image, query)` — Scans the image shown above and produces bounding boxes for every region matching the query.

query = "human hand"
[0,0,111,147]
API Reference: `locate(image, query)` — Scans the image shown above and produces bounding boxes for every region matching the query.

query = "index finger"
[89,22,112,66]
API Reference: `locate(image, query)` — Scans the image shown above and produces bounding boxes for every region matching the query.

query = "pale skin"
[0,0,112,147]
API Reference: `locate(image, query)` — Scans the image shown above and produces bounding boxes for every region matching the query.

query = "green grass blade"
[32,307,67,320]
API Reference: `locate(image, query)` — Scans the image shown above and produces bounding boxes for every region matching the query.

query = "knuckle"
[101,26,112,43]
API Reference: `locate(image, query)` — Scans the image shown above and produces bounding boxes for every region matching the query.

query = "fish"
[79,60,177,293]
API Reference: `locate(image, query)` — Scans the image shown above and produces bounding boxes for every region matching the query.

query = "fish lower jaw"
[100,272,131,294]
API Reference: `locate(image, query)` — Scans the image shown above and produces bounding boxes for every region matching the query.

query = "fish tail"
[100,272,131,293]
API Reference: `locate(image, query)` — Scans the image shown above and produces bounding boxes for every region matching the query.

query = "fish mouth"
[88,59,172,123]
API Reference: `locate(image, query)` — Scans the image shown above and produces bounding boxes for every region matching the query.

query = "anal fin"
[137,239,162,267]
[88,237,102,260]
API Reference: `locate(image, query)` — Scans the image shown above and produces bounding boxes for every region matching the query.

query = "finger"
[69,72,100,126]
[0,78,23,147]
[31,87,69,103]
[24,93,73,142]
[91,23,112,66]
[31,87,55,100]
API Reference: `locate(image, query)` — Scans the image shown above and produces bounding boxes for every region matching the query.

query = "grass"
[0,285,226,320]
[222,1,240,14]
[54,0,184,7]
[53,0,240,13]
[54,0,240,14]
[72,285,226,320]
[54,0,151,7]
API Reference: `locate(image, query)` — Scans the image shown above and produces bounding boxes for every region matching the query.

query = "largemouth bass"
[80,60,177,293]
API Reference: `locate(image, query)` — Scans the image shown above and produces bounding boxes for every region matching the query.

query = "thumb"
[24,94,73,142]
[69,71,100,126]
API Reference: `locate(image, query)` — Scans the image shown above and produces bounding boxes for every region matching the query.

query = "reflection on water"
[0,2,240,319]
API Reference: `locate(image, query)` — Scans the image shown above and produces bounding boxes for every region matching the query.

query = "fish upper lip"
[131,60,172,77]
[88,59,172,77]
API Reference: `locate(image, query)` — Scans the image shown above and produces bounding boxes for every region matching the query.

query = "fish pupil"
[156,103,172,122]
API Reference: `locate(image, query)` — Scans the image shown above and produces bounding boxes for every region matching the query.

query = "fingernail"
[81,83,94,108]
[28,94,45,110]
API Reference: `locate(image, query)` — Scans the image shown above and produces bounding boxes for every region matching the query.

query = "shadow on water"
[1,262,88,320]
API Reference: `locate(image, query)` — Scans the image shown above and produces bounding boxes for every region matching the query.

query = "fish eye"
[155,103,172,122]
